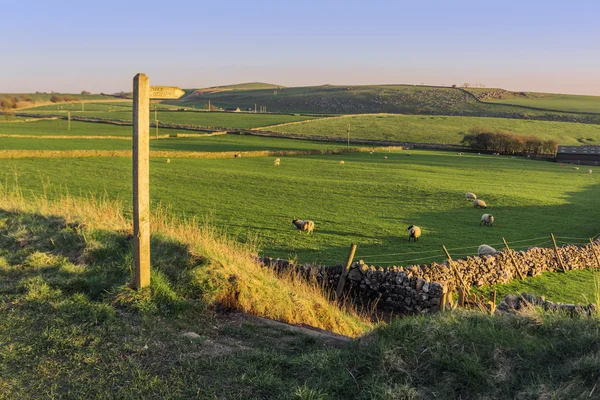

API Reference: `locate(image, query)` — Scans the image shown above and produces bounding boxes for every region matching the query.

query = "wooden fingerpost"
[442,245,468,291]
[590,238,600,269]
[335,243,357,299]
[132,73,151,289]
[551,233,567,272]
[502,237,525,280]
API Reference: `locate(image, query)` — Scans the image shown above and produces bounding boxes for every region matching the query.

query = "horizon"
[3,0,600,96]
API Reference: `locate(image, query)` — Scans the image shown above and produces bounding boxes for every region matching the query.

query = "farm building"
[556,145,600,165]
[224,107,241,112]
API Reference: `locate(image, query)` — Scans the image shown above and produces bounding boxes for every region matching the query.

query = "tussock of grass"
[0,183,372,337]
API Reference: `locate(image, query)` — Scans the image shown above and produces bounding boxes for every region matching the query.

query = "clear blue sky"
[3,0,599,95]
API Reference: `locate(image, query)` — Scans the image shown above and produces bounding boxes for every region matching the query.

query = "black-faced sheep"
[466,192,477,201]
[478,244,497,257]
[480,214,494,226]
[407,225,421,242]
[292,219,314,234]
[474,199,487,209]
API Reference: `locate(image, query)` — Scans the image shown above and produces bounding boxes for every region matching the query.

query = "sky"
[2,0,600,95]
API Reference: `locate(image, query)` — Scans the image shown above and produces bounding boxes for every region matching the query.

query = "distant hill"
[169,84,600,123]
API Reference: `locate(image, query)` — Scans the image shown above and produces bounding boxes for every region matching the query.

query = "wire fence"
[354,232,600,267]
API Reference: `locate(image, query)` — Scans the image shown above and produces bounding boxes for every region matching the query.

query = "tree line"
[461,126,559,156]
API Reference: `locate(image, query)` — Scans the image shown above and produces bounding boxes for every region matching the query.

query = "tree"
[81,90,91,95]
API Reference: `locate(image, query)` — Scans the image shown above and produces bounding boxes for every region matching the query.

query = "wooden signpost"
[132,73,184,289]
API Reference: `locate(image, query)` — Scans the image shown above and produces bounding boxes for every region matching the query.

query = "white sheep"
[369,151,374,155]
[589,169,593,174]
[466,192,477,201]
[573,167,579,170]
[480,214,494,227]
[339,160,345,165]
[458,152,463,156]
[292,219,314,234]
[473,199,487,209]
[166,159,171,164]
[383,156,388,160]
[407,225,421,242]
[274,158,280,166]
[478,244,497,257]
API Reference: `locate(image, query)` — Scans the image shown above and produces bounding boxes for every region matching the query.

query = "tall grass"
[0,180,373,337]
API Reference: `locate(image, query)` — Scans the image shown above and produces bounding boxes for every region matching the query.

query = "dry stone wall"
[259,240,600,315]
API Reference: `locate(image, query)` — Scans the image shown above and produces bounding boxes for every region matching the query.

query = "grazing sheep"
[274,158,280,166]
[369,151,374,155]
[292,219,314,234]
[407,225,421,242]
[573,167,579,170]
[339,160,345,165]
[234,153,241,158]
[458,152,463,156]
[383,156,388,160]
[166,159,171,164]
[480,214,494,226]
[478,244,497,257]
[477,153,481,155]
[473,199,487,209]
[589,169,593,174]
[466,192,477,201]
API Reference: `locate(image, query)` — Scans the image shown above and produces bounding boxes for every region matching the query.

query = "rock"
[422,281,430,293]
[182,331,202,339]
[416,278,425,291]
[347,268,363,282]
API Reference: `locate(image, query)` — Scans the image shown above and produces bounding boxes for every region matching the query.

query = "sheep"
[292,219,314,234]
[473,199,487,209]
[166,159,171,164]
[369,151,374,155]
[480,214,494,227]
[274,158,280,166]
[234,153,241,158]
[589,169,593,174]
[458,152,463,156]
[478,244,497,257]
[383,156,388,160]
[466,192,477,201]
[407,225,421,242]
[339,160,345,165]
[573,167,579,170]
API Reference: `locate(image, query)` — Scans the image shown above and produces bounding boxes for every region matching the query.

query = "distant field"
[0,135,352,152]
[265,114,600,145]
[24,101,182,112]
[0,119,136,137]
[18,110,319,129]
[2,150,598,265]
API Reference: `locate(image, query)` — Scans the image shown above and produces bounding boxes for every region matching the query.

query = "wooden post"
[67,111,70,131]
[347,123,350,149]
[502,237,526,280]
[457,286,466,307]
[335,243,357,299]
[551,233,567,272]
[590,238,600,269]
[208,100,211,112]
[440,289,447,312]
[81,102,84,112]
[132,73,151,289]
[442,245,468,290]
[254,103,257,113]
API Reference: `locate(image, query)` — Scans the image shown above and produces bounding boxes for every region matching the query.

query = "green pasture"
[270,114,600,145]
[19,109,318,129]
[2,150,598,265]
[0,119,181,137]
[0,135,351,152]
[492,94,600,114]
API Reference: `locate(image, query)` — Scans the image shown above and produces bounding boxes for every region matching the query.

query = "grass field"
[2,150,598,266]
[19,109,318,129]
[0,135,353,152]
[265,114,600,145]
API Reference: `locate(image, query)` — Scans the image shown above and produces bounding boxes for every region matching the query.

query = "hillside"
[170,84,600,123]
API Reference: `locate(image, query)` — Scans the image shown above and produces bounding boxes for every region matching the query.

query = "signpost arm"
[133,73,151,289]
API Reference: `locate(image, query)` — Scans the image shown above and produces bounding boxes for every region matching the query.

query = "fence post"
[589,238,600,269]
[336,243,357,299]
[442,245,468,291]
[551,233,567,272]
[502,237,526,280]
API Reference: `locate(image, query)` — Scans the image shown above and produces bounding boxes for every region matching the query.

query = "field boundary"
[0,147,399,159]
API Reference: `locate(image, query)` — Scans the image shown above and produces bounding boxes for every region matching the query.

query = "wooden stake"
[551,233,567,272]
[132,73,151,289]
[458,286,466,307]
[155,107,158,139]
[442,245,468,290]
[336,244,357,299]
[440,289,447,312]
[590,238,600,269]
[67,111,70,131]
[347,123,350,149]
[502,237,526,280]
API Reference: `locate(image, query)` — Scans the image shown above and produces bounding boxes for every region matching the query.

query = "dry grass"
[0,147,386,160]
[0,182,373,337]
